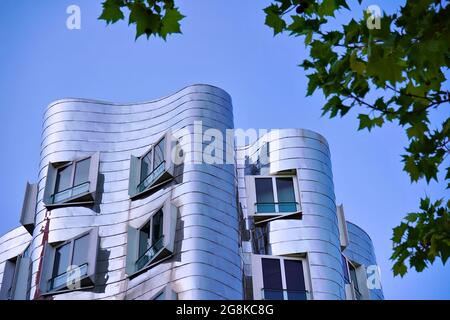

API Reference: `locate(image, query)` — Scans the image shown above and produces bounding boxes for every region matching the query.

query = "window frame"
[150,285,177,300]
[126,199,178,277]
[342,255,366,300]
[245,175,301,223]
[348,261,362,300]
[39,228,99,295]
[251,254,311,300]
[129,132,176,199]
[0,245,32,300]
[135,208,165,271]
[43,152,100,208]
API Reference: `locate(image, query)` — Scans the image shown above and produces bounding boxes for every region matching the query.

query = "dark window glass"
[140,151,152,182]
[284,260,306,300]
[55,165,72,193]
[152,209,164,244]
[342,255,350,284]
[138,222,151,258]
[349,264,359,291]
[262,258,283,300]
[72,235,89,267]
[74,158,90,186]
[255,178,275,213]
[53,243,70,277]
[153,138,165,170]
[276,178,296,212]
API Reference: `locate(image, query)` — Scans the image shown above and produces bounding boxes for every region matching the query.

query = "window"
[245,175,300,221]
[0,245,31,300]
[252,255,310,300]
[349,263,362,300]
[39,228,99,294]
[129,133,177,198]
[342,255,350,284]
[151,285,177,300]
[126,200,177,276]
[136,209,165,271]
[43,152,100,207]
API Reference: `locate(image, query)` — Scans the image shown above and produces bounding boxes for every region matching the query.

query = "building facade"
[0,84,383,300]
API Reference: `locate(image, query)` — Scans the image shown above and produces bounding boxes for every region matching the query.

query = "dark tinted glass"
[255,178,275,213]
[262,258,283,300]
[74,158,90,186]
[284,260,306,300]
[72,234,89,267]
[276,178,297,212]
[140,150,152,182]
[342,255,350,284]
[349,264,359,291]
[153,138,165,170]
[53,243,70,277]
[152,209,164,244]
[55,165,72,193]
[138,222,151,257]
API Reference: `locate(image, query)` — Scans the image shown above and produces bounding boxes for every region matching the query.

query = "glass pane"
[140,150,152,182]
[342,255,350,284]
[74,158,90,186]
[55,165,72,193]
[152,209,164,244]
[262,258,283,300]
[72,235,89,267]
[349,264,359,291]
[153,138,165,170]
[276,178,297,212]
[284,260,306,300]
[139,222,151,258]
[255,178,275,213]
[53,243,70,278]
[153,291,165,300]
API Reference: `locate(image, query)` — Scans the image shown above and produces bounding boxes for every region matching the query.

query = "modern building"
[0,84,383,300]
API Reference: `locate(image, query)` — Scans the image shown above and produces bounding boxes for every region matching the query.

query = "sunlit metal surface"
[0,85,382,300]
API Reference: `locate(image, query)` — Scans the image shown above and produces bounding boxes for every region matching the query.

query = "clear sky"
[0,0,448,299]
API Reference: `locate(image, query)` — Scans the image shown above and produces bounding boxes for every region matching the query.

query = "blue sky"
[0,0,448,299]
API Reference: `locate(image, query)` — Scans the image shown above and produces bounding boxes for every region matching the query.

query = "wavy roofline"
[45,83,232,112]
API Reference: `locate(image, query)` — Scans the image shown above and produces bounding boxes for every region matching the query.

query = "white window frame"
[245,175,301,222]
[251,254,312,300]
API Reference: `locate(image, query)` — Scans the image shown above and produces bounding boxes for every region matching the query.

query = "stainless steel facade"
[0,84,383,300]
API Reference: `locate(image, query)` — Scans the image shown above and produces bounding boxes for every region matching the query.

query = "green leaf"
[99,0,125,24]
[318,0,338,17]
[393,261,407,277]
[392,223,408,243]
[357,114,384,131]
[160,7,185,39]
[264,5,286,35]
[350,51,366,75]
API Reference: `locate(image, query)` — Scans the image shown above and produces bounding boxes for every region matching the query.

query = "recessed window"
[349,263,362,300]
[342,255,350,284]
[0,245,32,300]
[251,176,300,216]
[40,229,99,295]
[129,133,177,198]
[43,153,100,207]
[126,200,177,276]
[136,209,165,270]
[253,255,309,300]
